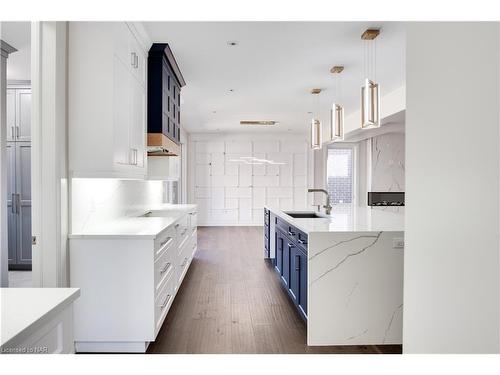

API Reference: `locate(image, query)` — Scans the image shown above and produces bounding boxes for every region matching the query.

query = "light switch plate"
[393,238,404,249]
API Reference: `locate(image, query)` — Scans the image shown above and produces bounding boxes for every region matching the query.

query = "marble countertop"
[1,288,80,348]
[265,204,404,233]
[69,204,197,239]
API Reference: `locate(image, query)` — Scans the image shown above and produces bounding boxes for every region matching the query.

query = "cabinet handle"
[135,54,139,69]
[295,255,300,271]
[297,239,306,245]
[160,237,173,248]
[11,126,15,139]
[131,52,136,68]
[16,194,20,214]
[288,243,294,249]
[288,230,296,236]
[11,194,15,213]
[160,262,171,274]
[175,224,180,228]
[160,294,172,309]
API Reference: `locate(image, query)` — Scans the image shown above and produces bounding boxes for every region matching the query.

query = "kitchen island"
[264,205,404,346]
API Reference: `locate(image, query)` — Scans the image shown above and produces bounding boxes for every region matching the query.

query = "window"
[326,147,354,204]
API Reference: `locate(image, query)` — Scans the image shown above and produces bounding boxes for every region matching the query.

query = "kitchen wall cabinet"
[192,138,308,225]
[69,22,149,178]
[147,44,185,147]
[5,88,31,142]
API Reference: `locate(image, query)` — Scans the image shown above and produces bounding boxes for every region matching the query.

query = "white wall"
[404,23,500,353]
[71,179,164,233]
[188,132,310,225]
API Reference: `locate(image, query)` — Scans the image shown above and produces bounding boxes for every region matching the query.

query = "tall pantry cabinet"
[6,86,32,269]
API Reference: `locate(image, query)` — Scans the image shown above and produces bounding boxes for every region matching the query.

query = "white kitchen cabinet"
[69,208,197,353]
[69,22,148,179]
[5,88,31,142]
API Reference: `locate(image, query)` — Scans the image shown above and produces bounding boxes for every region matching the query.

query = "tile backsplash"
[71,179,164,233]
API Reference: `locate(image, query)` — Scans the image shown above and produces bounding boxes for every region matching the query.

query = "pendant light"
[329,66,345,142]
[310,88,322,150]
[361,28,381,129]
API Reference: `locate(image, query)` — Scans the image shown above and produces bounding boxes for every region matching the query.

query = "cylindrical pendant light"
[361,28,381,129]
[329,66,345,141]
[310,88,322,150]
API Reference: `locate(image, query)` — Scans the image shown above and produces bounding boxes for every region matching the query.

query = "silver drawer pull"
[160,262,171,274]
[297,239,306,244]
[160,237,173,248]
[160,294,171,309]
[174,223,180,228]
[288,231,296,236]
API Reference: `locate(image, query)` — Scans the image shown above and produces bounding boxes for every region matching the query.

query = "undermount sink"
[284,212,325,219]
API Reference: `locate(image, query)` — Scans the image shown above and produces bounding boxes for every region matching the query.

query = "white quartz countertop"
[69,204,197,239]
[1,288,80,348]
[265,204,404,233]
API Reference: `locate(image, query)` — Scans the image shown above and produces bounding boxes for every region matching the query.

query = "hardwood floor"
[147,226,402,354]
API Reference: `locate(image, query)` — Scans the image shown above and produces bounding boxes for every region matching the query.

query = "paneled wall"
[189,134,309,226]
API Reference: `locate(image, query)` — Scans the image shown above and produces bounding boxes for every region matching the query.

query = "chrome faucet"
[307,189,333,215]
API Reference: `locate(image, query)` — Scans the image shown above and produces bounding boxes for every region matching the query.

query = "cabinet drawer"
[188,211,197,232]
[154,276,174,335]
[154,227,176,259]
[154,244,175,294]
[175,216,189,250]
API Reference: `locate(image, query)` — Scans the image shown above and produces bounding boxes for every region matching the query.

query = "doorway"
[2,22,32,287]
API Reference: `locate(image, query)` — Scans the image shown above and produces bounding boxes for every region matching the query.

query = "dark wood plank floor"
[147,226,402,354]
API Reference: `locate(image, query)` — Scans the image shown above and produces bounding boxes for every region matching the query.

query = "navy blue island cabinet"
[264,208,308,321]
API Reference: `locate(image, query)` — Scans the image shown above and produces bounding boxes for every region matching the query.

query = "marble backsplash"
[370,132,405,219]
[71,179,164,233]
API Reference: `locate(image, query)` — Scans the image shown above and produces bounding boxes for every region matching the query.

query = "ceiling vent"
[240,121,279,126]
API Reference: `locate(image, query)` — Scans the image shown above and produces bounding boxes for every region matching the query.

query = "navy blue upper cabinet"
[147,44,186,145]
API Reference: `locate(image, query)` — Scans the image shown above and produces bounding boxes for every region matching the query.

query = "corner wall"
[404,22,500,353]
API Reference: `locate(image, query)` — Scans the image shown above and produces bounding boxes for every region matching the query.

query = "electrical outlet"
[392,238,404,249]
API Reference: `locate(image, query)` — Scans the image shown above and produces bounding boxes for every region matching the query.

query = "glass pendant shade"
[311,118,322,150]
[361,78,380,128]
[330,103,344,141]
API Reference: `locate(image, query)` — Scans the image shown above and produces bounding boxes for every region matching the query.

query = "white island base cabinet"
[69,212,197,353]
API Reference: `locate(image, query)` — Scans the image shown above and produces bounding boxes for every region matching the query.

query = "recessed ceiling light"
[227,41,238,46]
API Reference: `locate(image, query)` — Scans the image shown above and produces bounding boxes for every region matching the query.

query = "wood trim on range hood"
[147,133,180,156]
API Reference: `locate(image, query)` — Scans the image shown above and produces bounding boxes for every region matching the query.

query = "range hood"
[147,134,180,157]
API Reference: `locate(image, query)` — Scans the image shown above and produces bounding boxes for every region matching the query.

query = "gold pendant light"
[361,28,381,129]
[310,88,322,150]
[329,66,345,141]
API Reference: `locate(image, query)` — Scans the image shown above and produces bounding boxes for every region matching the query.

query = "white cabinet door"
[113,56,132,166]
[16,89,31,141]
[6,89,16,141]
[129,74,146,169]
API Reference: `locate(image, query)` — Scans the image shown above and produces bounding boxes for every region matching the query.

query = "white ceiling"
[1,21,31,81]
[148,22,406,134]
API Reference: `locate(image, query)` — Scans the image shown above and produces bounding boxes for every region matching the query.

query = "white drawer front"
[154,244,175,295]
[154,275,174,336]
[154,227,176,259]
